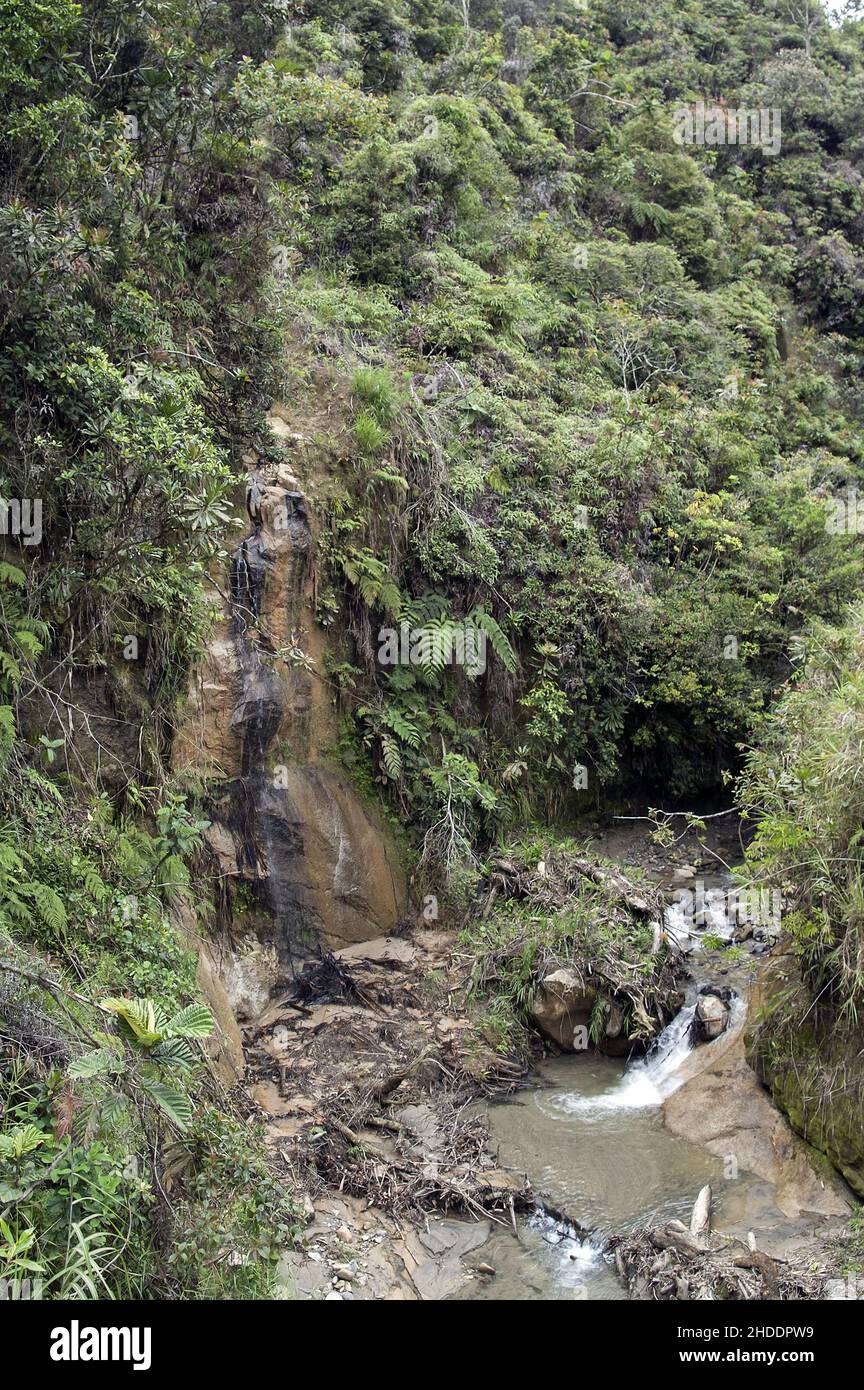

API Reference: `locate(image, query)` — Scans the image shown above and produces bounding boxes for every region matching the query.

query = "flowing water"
[463,1037,724,1298]
[459,879,760,1300]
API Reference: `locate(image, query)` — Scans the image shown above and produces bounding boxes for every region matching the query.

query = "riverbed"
[458,854,849,1301]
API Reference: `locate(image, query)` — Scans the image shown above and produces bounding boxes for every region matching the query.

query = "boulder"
[530,968,595,1050]
[694,993,729,1042]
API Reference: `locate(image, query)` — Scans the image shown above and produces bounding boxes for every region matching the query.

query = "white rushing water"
[549,1003,699,1115]
[547,990,745,1117]
[526,1207,606,1290]
[663,883,739,953]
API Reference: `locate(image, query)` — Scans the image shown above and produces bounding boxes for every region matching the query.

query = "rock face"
[664,1002,852,1221]
[530,968,595,1050]
[206,766,405,956]
[747,939,864,1198]
[172,902,245,1085]
[173,460,406,1015]
[694,992,730,1043]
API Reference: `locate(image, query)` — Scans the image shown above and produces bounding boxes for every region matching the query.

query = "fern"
[79,859,108,903]
[0,562,25,588]
[380,732,403,779]
[340,549,401,617]
[380,705,422,748]
[21,881,67,936]
[467,607,517,673]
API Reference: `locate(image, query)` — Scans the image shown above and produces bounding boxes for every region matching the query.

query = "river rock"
[530,967,595,1050]
[601,1000,632,1056]
[694,993,729,1042]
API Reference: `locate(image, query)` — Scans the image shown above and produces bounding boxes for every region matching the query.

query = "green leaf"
[103,997,161,1047]
[164,1003,214,1039]
[69,1048,124,1080]
[140,1079,192,1129]
[151,1037,197,1069]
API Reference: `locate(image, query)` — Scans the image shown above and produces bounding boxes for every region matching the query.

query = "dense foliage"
[3,0,864,1294]
[0,0,297,1297]
[740,601,864,1192]
[237,0,864,862]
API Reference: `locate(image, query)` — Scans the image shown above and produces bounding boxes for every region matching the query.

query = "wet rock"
[411,1219,492,1299]
[336,937,417,968]
[173,470,407,954]
[172,901,245,1085]
[219,938,280,1020]
[664,1008,852,1220]
[530,967,595,1050]
[693,993,729,1042]
[605,1001,625,1039]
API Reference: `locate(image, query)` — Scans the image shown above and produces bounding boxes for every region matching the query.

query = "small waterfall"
[663,880,738,953]
[527,1205,605,1288]
[219,477,317,963]
[550,991,744,1117]
[552,1005,699,1116]
[611,1003,699,1107]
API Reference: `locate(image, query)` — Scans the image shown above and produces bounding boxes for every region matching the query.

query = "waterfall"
[663,880,738,953]
[551,992,744,1117]
[220,479,315,964]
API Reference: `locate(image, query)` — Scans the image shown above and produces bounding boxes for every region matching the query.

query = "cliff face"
[173,443,406,1023]
[746,939,864,1199]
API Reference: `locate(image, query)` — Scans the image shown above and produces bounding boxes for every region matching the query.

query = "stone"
[605,1001,625,1038]
[172,472,406,954]
[336,936,417,967]
[530,967,595,1050]
[694,993,729,1042]
[172,902,244,1086]
[664,1009,852,1220]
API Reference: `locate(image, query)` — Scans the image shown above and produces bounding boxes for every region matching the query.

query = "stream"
[459,870,792,1301]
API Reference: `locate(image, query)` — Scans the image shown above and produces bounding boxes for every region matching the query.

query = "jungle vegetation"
[2,0,864,1294]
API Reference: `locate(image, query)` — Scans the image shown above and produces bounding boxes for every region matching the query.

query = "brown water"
[458,859,823,1300]
[460,1051,724,1299]
[465,1016,797,1301]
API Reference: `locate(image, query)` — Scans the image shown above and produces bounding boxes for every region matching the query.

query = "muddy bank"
[242,926,533,1300]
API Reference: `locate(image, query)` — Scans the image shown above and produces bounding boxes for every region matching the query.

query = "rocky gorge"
[168,472,861,1302]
